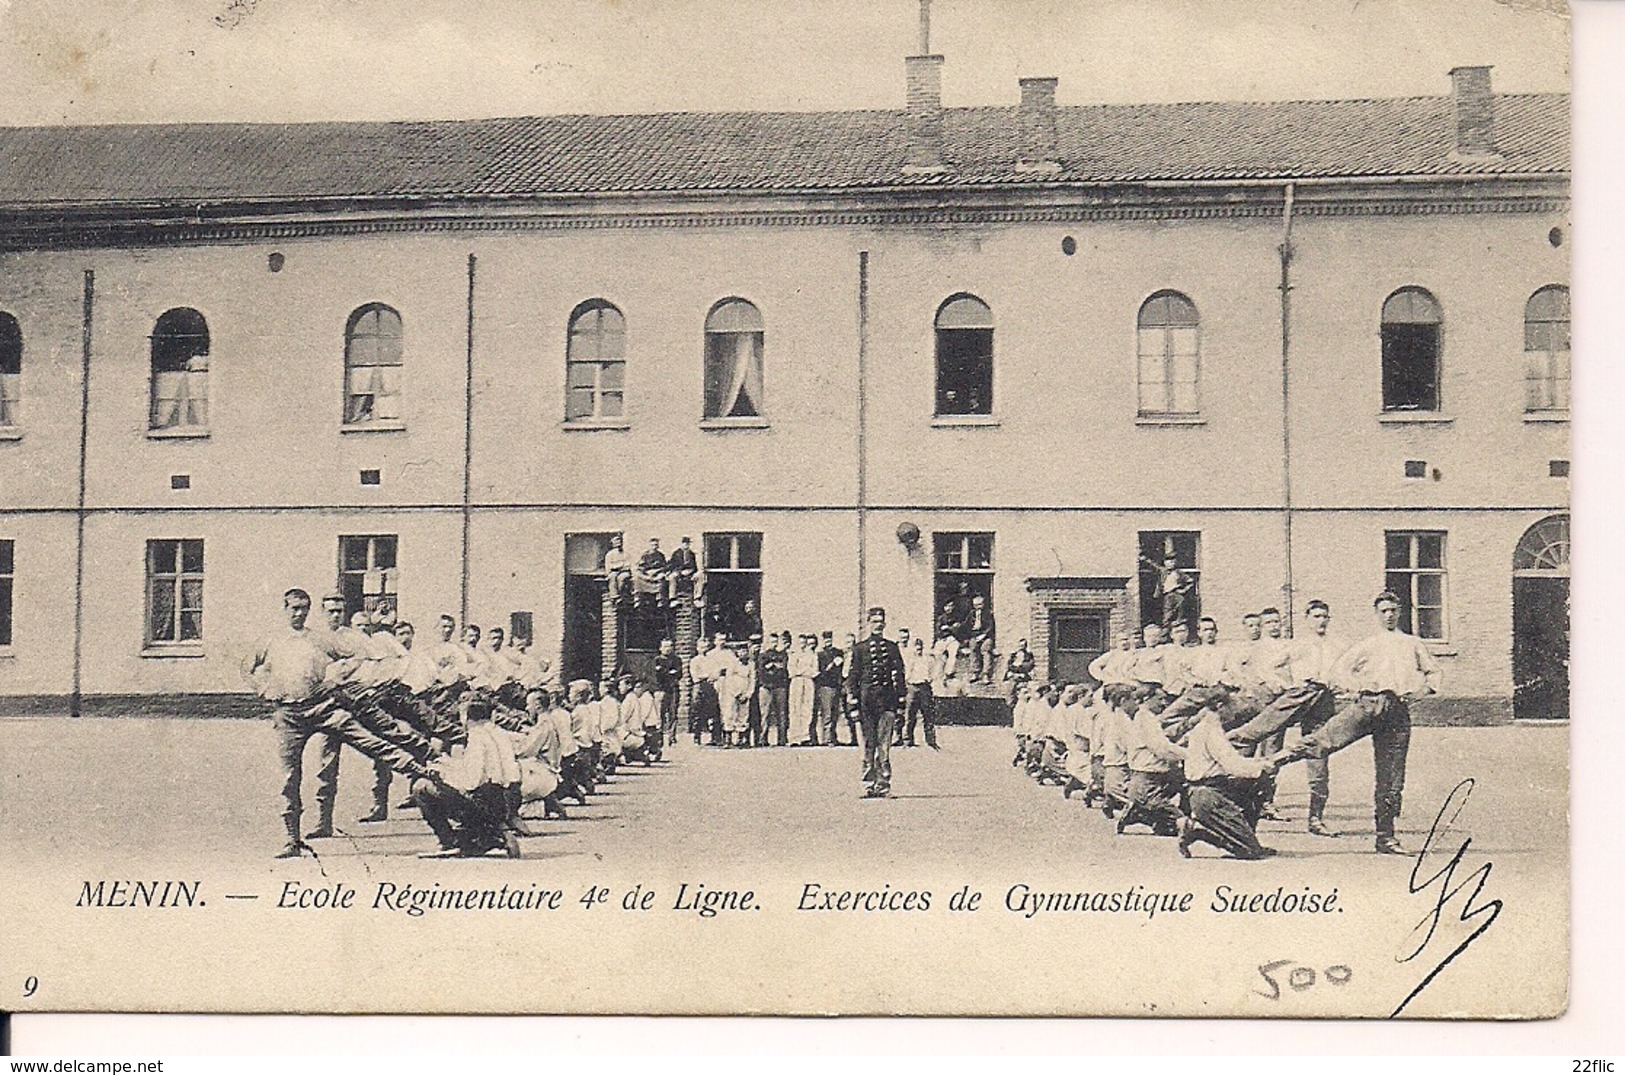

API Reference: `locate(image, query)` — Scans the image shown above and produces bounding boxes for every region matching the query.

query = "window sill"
[1423,643,1457,657]
[0,428,21,442]
[0,647,14,659]
[930,414,1001,428]
[562,419,632,432]
[699,417,770,431]
[141,644,206,659]
[1135,414,1206,427]
[1522,411,1569,424]
[1377,412,1454,425]
[148,427,211,440]
[340,420,407,434]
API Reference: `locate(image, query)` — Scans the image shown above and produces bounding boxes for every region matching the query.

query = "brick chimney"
[905,54,947,173]
[1017,77,1060,173]
[1449,65,1498,158]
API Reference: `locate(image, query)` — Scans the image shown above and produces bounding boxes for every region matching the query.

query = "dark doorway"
[1512,514,1570,721]
[1051,610,1108,684]
[1137,530,1200,632]
[563,533,613,685]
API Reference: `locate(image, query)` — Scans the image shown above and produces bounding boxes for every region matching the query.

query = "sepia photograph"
[0,0,1576,1020]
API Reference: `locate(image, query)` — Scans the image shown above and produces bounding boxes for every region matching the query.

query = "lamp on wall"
[896,522,921,550]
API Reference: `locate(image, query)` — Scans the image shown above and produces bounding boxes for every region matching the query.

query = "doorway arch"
[1512,515,1569,720]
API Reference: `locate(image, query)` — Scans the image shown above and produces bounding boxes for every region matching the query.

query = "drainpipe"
[461,253,476,624]
[71,269,94,717]
[856,250,870,619]
[1278,183,1296,628]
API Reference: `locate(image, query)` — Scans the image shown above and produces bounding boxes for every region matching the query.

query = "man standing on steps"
[846,607,908,799]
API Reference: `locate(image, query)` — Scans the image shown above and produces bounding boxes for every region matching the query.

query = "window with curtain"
[0,312,20,428]
[1136,291,1200,417]
[566,300,626,421]
[150,308,210,431]
[703,298,765,420]
[1381,287,1443,412]
[934,294,994,416]
[1524,285,1570,413]
[146,538,204,646]
[344,304,403,425]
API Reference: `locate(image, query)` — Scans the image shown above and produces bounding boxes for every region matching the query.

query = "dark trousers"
[657,688,679,742]
[758,685,789,746]
[1124,768,1183,834]
[691,681,720,744]
[904,683,937,746]
[858,706,896,794]
[1299,691,1412,837]
[813,684,839,744]
[273,700,425,841]
[412,779,508,853]
[1103,763,1132,810]
[1187,777,1271,859]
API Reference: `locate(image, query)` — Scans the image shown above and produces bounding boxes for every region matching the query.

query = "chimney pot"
[904,54,947,173]
[1017,76,1060,172]
[1449,65,1497,158]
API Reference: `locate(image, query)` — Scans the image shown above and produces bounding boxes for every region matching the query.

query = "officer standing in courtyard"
[846,606,908,799]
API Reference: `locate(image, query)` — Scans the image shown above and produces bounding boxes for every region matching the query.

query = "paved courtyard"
[0,714,1570,1016]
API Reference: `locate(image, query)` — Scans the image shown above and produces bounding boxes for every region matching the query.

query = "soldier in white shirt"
[788,634,820,746]
[1117,688,1187,836]
[1230,600,1345,834]
[1270,590,1441,854]
[1087,631,1139,687]
[1179,697,1280,860]
[412,694,524,859]
[1094,684,1137,819]
[1061,685,1095,799]
[902,638,940,749]
[688,635,725,746]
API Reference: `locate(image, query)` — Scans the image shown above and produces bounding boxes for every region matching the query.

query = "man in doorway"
[846,607,908,799]
[964,594,996,684]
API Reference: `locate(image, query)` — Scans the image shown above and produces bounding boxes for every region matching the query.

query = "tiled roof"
[0,93,1568,207]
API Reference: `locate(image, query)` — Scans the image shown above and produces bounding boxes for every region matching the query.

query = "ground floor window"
[146,538,203,646]
[933,531,994,637]
[0,539,12,646]
[563,533,615,683]
[1384,530,1447,641]
[1137,530,1200,631]
[339,535,398,624]
[702,531,762,641]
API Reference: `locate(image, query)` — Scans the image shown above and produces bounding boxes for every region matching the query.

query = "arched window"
[150,308,210,431]
[1381,287,1442,412]
[343,304,403,425]
[1524,286,1570,413]
[1136,291,1200,417]
[0,312,19,428]
[935,294,994,417]
[566,300,626,422]
[1513,514,1570,575]
[703,298,764,420]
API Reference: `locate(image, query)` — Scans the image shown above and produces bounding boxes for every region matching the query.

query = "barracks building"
[0,42,1570,721]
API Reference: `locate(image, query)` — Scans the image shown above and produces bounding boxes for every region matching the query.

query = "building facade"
[0,58,1570,720]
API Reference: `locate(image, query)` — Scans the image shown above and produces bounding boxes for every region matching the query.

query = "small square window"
[170,474,190,490]
[1404,460,1427,479]
[360,469,382,486]
[1549,460,1570,478]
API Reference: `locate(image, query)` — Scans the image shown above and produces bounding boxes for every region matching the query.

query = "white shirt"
[434,721,520,792]
[1289,632,1346,686]
[1183,712,1267,783]
[789,649,819,679]
[1331,628,1442,697]
[1088,648,1138,686]
[905,651,934,685]
[1184,642,1234,688]
[1128,706,1186,773]
[247,625,360,703]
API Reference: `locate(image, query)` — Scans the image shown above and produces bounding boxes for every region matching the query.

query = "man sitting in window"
[963,594,996,684]
[602,533,632,608]
[634,538,669,609]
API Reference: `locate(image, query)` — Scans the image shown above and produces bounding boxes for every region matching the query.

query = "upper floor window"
[1381,287,1442,412]
[1136,291,1200,417]
[150,308,209,431]
[344,304,403,426]
[1524,285,1570,413]
[0,312,19,428]
[703,298,764,420]
[566,300,626,422]
[935,294,994,416]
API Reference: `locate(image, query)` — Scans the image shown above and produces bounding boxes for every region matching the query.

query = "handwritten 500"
[1254,960,1352,1000]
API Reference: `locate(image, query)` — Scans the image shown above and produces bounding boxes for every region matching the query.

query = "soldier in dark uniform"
[812,631,844,746]
[846,607,908,799]
[666,536,700,602]
[652,637,684,746]
[757,630,791,747]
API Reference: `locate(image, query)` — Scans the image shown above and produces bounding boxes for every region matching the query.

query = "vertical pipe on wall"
[856,250,870,621]
[461,253,476,625]
[1278,183,1297,628]
[71,269,94,717]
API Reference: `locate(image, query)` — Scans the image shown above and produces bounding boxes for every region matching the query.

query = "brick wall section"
[1026,578,1134,683]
